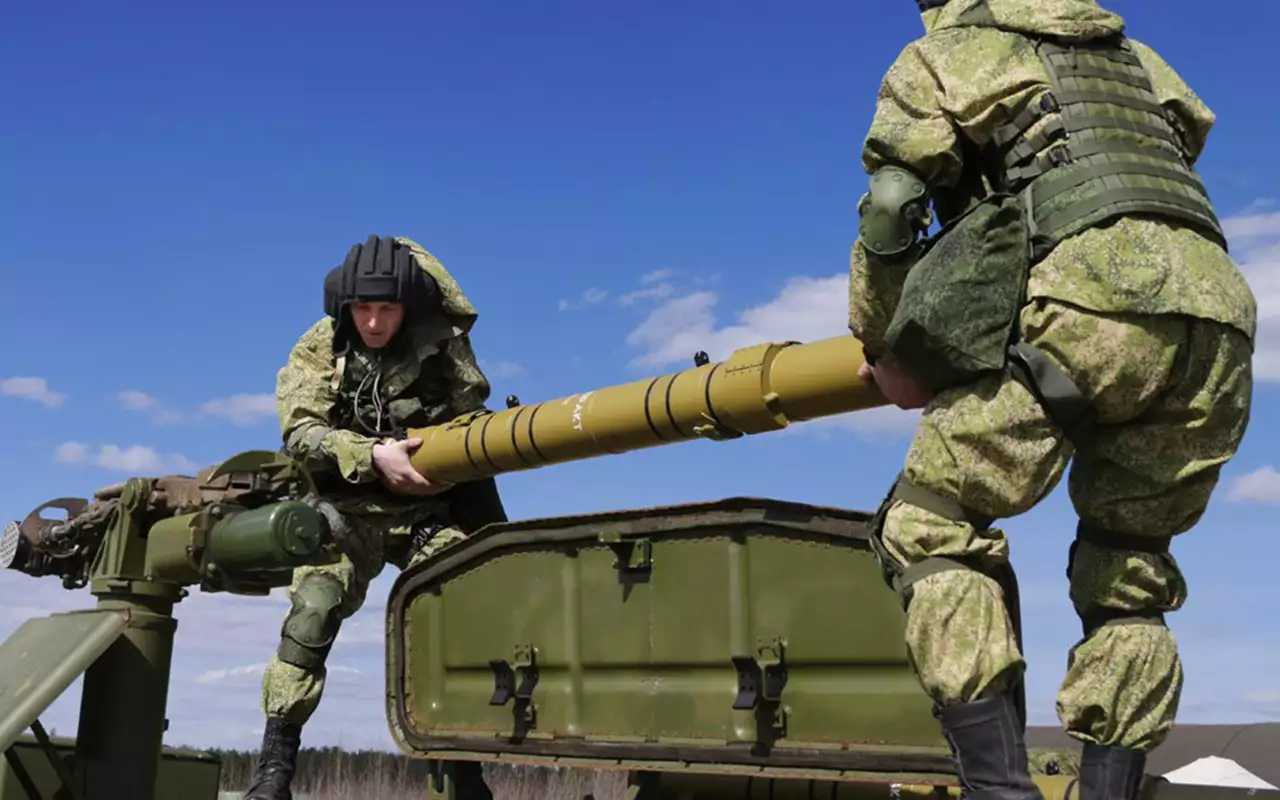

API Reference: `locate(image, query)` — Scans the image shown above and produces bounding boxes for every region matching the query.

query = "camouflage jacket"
[275,238,492,485]
[848,0,1257,360]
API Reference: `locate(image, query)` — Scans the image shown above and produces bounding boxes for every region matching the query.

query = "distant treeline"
[202,744,1079,799]
[204,746,628,799]
[208,746,431,792]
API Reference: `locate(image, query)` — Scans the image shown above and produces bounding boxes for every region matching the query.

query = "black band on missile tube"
[701,363,732,434]
[526,405,549,464]
[477,413,501,474]
[663,375,686,438]
[507,405,534,467]
[462,423,486,476]
[642,378,666,441]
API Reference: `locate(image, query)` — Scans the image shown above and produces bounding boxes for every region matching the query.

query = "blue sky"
[1,0,1277,754]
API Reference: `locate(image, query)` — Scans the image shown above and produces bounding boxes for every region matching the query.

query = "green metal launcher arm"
[0,450,341,800]
[407,334,888,483]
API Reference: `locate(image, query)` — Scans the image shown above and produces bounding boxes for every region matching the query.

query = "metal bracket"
[488,645,539,705]
[599,534,653,584]
[731,637,788,710]
[489,645,539,737]
[731,637,789,745]
[33,717,82,800]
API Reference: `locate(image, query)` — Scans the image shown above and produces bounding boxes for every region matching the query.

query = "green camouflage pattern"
[275,237,490,484]
[848,0,1256,361]
[264,236,494,725]
[261,523,468,725]
[877,298,1252,750]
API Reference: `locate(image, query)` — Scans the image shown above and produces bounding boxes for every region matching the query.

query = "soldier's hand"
[858,360,933,410]
[372,438,455,496]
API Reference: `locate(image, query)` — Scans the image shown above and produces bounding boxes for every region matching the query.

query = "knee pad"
[277,572,346,670]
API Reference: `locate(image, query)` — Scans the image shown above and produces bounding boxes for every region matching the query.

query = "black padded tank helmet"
[323,234,440,351]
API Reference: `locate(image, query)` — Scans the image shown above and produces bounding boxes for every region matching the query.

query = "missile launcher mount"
[0,334,1270,800]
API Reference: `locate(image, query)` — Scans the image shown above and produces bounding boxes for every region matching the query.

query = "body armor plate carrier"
[989,34,1226,262]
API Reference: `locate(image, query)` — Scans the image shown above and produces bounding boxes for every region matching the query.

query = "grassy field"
[213,746,1080,799]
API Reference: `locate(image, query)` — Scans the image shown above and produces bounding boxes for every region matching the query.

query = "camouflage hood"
[922,0,1125,40]
[394,236,479,338]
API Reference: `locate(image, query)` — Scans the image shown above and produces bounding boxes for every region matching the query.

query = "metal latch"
[489,643,539,706]
[731,636,788,710]
[489,644,539,737]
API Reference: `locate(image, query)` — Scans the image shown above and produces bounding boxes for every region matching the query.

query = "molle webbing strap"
[895,554,989,597]
[1070,523,1172,636]
[987,34,1225,255]
[1006,341,1095,442]
[881,477,996,602]
[891,478,994,531]
[1076,523,1171,555]
[1081,608,1167,637]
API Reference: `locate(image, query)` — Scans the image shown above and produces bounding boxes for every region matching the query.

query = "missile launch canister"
[407,334,890,484]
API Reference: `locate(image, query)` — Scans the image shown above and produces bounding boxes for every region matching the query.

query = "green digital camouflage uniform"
[849,0,1255,773]
[263,237,500,726]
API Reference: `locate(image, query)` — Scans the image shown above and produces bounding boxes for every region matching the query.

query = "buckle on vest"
[1047,145,1073,168]
[1039,92,1060,114]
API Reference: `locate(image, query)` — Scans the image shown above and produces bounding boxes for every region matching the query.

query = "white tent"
[1163,756,1278,790]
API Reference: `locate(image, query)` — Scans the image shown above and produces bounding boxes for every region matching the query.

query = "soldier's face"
[350,301,405,349]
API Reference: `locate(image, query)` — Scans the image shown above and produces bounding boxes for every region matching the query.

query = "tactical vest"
[882,32,1227,404]
[988,33,1226,260]
[328,344,457,438]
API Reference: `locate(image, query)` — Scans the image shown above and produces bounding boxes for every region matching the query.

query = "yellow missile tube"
[407,334,889,483]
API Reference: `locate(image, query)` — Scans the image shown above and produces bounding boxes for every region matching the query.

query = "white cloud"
[117,389,158,411]
[625,275,852,370]
[116,389,187,424]
[618,282,676,307]
[195,662,267,684]
[53,441,199,474]
[1226,466,1280,505]
[1245,690,1280,714]
[115,389,275,427]
[1,376,66,408]
[1222,207,1280,381]
[640,268,676,284]
[622,275,923,438]
[484,360,526,379]
[557,287,608,311]
[54,441,89,464]
[198,393,276,426]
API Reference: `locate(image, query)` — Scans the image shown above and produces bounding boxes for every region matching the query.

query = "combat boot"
[1077,743,1146,800]
[935,691,1046,800]
[242,717,302,800]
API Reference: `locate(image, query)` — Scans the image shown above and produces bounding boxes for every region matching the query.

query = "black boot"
[242,717,302,800]
[1078,743,1147,800]
[935,692,1045,800]
[451,761,495,799]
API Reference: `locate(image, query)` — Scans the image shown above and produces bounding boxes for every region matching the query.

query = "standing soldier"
[849,2,1255,799]
[243,234,505,800]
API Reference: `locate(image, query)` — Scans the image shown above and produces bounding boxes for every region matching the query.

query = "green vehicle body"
[0,734,220,800]
[0,336,1271,799]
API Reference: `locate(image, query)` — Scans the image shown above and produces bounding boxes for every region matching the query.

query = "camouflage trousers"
[878,296,1252,752]
[260,495,467,726]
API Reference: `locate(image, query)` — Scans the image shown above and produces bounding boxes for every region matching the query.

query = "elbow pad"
[857,165,933,258]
